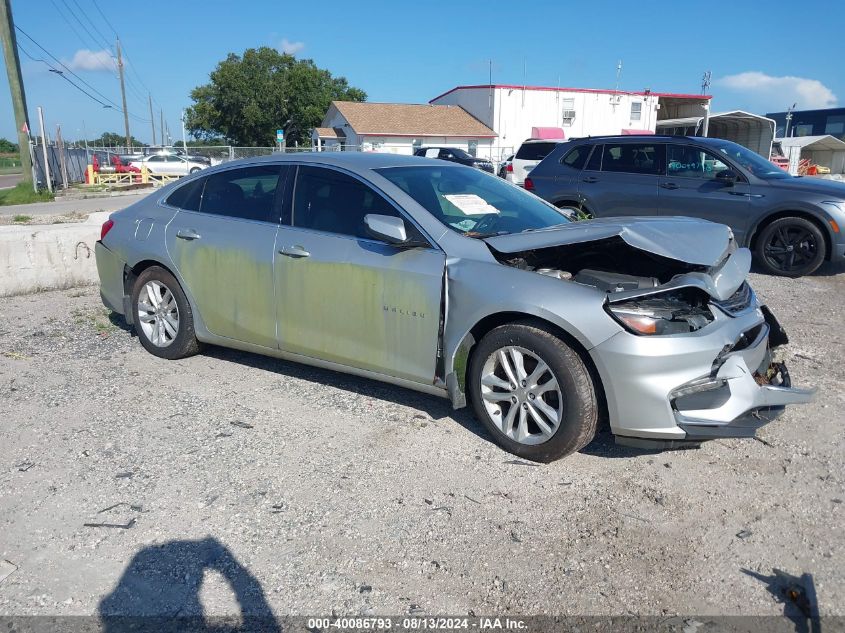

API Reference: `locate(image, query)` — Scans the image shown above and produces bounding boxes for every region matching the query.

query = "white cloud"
[716,71,837,110]
[279,38,305,55]
[64,48,116,72]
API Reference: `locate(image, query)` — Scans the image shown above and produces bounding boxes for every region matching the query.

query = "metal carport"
[656,110,776,158]
[777,135,845,175]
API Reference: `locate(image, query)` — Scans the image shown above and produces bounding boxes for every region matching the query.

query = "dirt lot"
[0,264,843,621]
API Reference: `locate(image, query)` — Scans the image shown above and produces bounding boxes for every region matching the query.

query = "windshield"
[375,165,570,237]
[711,140,791,180]
[450,148,472,160]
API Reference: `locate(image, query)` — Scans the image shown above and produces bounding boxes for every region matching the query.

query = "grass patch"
[12,214,32,223]
[0,181,54,206]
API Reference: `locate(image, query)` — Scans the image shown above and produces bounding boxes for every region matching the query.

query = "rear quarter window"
[516,142,558,161]
[560,145,592,170]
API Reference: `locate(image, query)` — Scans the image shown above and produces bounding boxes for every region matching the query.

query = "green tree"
[185,47,366,146]
[0,137,18,153]
[87,132,144,147]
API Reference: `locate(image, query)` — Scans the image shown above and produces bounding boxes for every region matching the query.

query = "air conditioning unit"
[562,110,576,119]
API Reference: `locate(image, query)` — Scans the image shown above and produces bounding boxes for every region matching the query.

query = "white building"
[312,101,497,156]
[430,84,711,160]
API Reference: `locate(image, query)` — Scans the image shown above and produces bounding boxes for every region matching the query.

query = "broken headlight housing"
[606,290,714,335]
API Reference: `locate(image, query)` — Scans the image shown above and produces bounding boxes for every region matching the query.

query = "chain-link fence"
[28,142,520,190]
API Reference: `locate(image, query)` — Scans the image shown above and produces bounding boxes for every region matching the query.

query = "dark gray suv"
[526,135,845,276]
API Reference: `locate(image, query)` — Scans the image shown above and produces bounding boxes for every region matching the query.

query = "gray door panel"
[658,144,753,241]
[579,171,660,217]
[657,179,753,241]
[166,211,278,348]
[274,227,445,384]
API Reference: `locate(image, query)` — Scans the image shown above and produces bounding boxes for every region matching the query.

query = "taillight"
[506,163,513,172]
[524,177,535,191]
[101,218,114,240]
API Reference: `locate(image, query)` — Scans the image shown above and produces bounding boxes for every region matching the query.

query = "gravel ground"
[0,264,843,620]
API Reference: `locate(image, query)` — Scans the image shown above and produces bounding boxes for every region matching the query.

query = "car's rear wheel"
[468,321,598,462]
[556,201,592,220]
[131,266,201,359]
[755,216,826,277]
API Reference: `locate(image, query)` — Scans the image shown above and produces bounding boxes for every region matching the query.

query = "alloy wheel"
[480,346,563,445]
[763,225,818,273]
[137,280,180,347]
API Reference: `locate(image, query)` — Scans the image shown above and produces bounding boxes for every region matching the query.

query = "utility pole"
[37,106,51,193]
[0,0,33,183]
[116,38,131,151]
[181,109,187,152]
[784,102,797,138]
[160,108,164,147]
[148,94,156,146]
[55,124,68,189]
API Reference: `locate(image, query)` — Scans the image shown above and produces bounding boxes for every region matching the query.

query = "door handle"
[660,182,680,190]
[176,229,201,240]
[582,176,599,183]
[278,245,311,258]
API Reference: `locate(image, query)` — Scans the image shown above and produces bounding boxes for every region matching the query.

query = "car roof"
[567,134,729,144]
[205,151,444,173]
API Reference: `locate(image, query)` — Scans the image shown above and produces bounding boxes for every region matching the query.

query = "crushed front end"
[590,278,816,446]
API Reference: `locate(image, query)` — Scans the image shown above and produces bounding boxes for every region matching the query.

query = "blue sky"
[2,0,842,144]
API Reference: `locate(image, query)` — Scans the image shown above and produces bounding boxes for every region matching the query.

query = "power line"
[90,0,160,108]
[17,41,113,109]
[68,0,113,51]
[15,26,150,122]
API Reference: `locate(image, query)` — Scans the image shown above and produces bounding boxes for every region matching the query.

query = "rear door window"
[601,143,665,175]
[424,148,439,158]
[516,142,558,161]
[199,165,286,222]
[166,177,204,211]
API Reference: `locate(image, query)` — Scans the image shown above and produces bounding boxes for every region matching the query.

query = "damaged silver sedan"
[95,153,815,462]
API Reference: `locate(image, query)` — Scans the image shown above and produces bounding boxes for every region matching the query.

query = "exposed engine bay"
[488,236,721,335]
[489,236,708,291]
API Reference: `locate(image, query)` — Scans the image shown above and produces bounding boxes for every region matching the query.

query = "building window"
[825,115,845,137]
[412,138,422,152]
[630,102,642,121]
[794,124,813,136]
[468,140,478,157]
[562,98,575,126]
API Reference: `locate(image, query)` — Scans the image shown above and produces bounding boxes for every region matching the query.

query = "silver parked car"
[95,153,814,462]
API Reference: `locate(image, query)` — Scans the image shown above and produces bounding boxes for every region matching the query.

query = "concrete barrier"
[0,211,112,297]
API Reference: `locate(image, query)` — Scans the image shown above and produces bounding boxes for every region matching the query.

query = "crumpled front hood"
[483,216,733,267]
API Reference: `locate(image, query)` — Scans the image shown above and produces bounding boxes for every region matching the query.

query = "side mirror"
[715,169,739,185]
[364,214,408,244]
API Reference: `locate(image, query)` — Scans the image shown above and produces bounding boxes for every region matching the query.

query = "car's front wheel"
[468,321,598,462]
[189,167,201,174]
[755,216,826,277]
[131,266,201,359]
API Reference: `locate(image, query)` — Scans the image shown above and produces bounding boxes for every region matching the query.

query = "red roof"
[430,84,712,103]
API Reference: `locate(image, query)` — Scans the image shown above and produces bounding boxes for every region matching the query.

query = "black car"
[526,135,845,277]
[414,146,494,173]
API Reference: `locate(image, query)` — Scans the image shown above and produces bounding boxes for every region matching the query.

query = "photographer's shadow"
[99,537,280,632]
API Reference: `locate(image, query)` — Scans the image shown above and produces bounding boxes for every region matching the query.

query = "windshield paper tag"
[443,194,499,215]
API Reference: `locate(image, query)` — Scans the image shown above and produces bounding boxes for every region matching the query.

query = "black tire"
[468,321,598,462]
[755,216,826,277]
[189,167,201,174]
[555,201,592,220]
[130,265,201,359]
